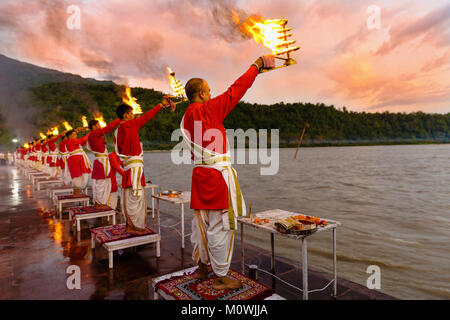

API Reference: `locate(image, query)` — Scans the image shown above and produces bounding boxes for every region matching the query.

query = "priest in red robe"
[87,118,120,208]
[181,55,275,290]
[114,96,175,235]
[65,128,91,196]
[46,133,64,177]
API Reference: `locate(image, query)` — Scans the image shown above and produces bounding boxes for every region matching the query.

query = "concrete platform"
[0,166,397,300]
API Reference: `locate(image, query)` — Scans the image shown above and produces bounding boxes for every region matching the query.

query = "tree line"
[5,81,450,149]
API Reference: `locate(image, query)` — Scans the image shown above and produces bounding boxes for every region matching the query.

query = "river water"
[134,144,449,299]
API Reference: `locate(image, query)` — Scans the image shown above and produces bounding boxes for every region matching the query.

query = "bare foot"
[212,276,242,290]
[196,262,213,279]
[126,227,148,236]
[94,203,109,210]
[73,189,83,197]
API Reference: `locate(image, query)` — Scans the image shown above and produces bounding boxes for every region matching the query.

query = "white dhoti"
[72,173,89,191]
[60,153,72,185]
[93,178,112,205]
[121,187,147,229]
[191,209,235,277]
[47,166,58,177]
[107,191,118,210]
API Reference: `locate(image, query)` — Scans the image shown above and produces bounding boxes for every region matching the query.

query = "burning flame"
[62,121,73,131]
[39,132,46,139]
[94,114,107,128]
[24,143,30,148]
[82,116,88,128]
[167,67,186,98]
[122,86,143,115]
[46,127,59,136]
[234,14,299,55]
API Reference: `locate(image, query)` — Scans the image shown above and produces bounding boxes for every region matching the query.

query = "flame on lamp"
[122,87,143,115]
[62,121,73,131]
[94,114,107,128]
[82,116,88,128]
[167,67,186,98]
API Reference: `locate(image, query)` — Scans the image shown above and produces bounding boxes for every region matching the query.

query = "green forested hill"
[0,54,449,150]
[26,81,450,149]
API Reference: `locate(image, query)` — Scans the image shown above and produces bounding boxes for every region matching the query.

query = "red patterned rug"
[69,205,114,224]
[91,223,155,244]
[155,268,274,300]
[57,194,89,200]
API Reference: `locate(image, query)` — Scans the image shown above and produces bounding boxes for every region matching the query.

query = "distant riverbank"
[138,138,450,151]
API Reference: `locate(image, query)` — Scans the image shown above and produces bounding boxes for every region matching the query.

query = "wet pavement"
[0,165,395,300]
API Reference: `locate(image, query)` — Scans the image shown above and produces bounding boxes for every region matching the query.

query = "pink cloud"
[0,0,449,113]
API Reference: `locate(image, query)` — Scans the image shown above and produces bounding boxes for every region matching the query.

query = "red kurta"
[58,139,67,169]
[183,65,258,210]
[66,134,91,179]
[88,119,121,179]
[108,151,124,193]
[41,142,48,164]
[46,134,64,167]
[115,104,162,188]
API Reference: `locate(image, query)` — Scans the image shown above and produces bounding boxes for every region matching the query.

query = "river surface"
[109,144,449,299]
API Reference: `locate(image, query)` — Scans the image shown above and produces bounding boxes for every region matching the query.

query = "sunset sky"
[0,0,449,113]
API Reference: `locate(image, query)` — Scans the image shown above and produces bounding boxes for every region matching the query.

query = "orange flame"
[82,116,88,128]
[24,143,30,148]
[39,132,46,139]
[94,114,107,128]
[234,13,299,55]
[47,127,59,136]
[122,87,143,115]
[62,121,73,131]
[167,67,186,98]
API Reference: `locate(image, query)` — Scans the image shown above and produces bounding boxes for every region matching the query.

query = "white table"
[36,178,64,190]
[91,224,161,269]
[68,207,116,233]
[29,172,48,183]
[144,184,159,218]
[48,186,74,198]
[238,209,341,300]
[152,191,191,249]
[25,169,40,179]
[22,168,38,178]
[55,195,90,219]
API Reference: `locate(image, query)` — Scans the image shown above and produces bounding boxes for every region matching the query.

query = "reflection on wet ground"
[0,166,394,300]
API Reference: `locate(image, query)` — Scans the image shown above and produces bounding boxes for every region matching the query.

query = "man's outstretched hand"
[162,95,176,112]
[254,55,276,73]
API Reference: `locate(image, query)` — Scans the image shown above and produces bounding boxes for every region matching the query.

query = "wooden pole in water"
[294,122,309,159]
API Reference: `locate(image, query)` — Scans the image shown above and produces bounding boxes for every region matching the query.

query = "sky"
[0,0,449,114]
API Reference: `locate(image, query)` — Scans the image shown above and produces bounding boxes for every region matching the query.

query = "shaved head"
[185,78,206,102]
